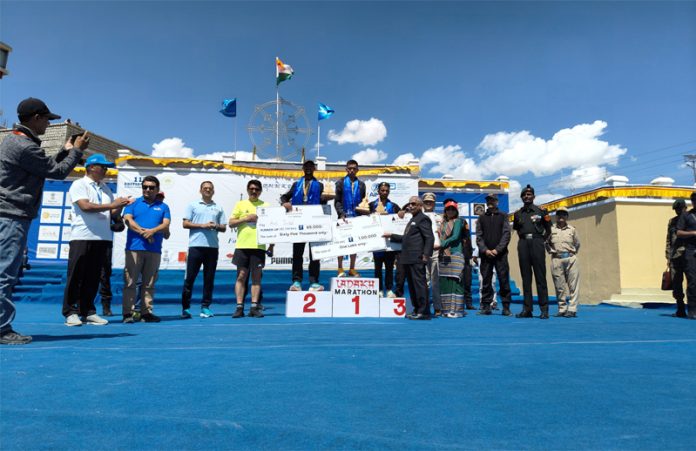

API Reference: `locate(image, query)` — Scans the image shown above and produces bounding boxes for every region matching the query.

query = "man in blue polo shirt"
[122,175,171,323]
[180,181,226,319]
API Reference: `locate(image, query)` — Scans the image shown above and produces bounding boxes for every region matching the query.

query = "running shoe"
[309,283,324,291]
[289,281,302,291]
[200,308,214,318]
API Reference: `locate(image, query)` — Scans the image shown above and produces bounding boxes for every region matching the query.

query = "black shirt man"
[476,194,512,316]
[675,192,696,320]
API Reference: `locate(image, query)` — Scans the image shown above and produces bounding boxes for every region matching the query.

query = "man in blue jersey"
[334,160,367,277]
[122,175,171,323]
[281,160,326,291]
[180,181,226,318]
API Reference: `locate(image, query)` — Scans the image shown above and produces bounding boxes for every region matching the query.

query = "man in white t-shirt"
[62,154,132,326]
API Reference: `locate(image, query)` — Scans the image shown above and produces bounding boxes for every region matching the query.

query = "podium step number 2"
[286,291,332,317]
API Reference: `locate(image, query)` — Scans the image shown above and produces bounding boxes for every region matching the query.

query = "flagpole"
[234,116,237,153]
[275,56,280,161]
[317,123,321,159]
[276,86,280,161]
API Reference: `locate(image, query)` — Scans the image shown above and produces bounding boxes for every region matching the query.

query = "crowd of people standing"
[0,97,597,345]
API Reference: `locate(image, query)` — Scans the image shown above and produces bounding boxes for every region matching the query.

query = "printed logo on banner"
[36,243,59,259]
[42,191,64,207]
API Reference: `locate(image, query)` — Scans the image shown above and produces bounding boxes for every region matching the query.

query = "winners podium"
[286,277,412,318]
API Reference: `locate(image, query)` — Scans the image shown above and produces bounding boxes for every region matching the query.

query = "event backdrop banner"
[113,160,418,269]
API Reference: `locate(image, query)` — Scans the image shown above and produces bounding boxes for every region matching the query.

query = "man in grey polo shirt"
[63,154,132,326]
[0,98,86,344]
[181,181,226,318]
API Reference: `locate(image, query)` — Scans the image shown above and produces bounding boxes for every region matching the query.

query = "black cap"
[17,97,61,120]
[485,193,498,202]
[520,184,535,197]
[303,160,316,167]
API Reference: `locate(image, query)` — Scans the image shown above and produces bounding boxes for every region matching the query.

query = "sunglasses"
[248,187,261,192]
[142,185,158,191]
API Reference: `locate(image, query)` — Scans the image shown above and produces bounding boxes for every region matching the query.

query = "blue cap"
[85,154,115,168]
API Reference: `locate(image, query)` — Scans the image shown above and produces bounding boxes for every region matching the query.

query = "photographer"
[0,98,86,344]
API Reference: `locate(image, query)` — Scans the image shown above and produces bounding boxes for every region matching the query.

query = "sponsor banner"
[310,215,386,260]
[257,205,332,244]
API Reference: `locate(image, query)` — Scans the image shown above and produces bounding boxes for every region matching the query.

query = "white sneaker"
[84,314,108,325]
[386,290,397,298]
[65,314,83,327]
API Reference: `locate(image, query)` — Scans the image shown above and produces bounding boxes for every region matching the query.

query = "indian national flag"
[276,57,294,85]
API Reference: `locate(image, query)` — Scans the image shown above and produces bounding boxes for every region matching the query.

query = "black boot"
[501,303,512,316]
[673,299,687,318]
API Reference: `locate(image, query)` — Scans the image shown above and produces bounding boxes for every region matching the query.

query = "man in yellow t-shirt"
[229,179,273,318]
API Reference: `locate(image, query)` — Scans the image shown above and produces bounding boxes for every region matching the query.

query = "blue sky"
[1,0,695,204]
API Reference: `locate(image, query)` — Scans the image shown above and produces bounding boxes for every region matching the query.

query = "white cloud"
[151,137,194,158]
[551,166,609,190]
[393,153,417,166]
[415,121,626,198]
[352,148,388,164]
[419,145,485,180]
[477,120,626,177]
[328,118,387,146]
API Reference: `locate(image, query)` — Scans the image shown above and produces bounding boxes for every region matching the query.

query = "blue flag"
[220,98,237,118]
[318,102,335,121]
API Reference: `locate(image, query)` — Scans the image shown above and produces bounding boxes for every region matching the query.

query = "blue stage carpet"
[1,302,694,450]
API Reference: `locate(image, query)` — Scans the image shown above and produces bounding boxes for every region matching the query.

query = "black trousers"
[671,255,686,311]
[479,254,511,307]
[62,240,111,317]
[683,249,696,315]
[99,243,113,304]
[373,251,397,292]
[460,262,474,305]
[292,242,320,284]
[404,262,429,315]
[181,247,219,310]
[394,255,406,297]
[517,237,549,312]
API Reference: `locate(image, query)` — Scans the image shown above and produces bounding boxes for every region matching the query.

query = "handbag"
[661,267,672,291]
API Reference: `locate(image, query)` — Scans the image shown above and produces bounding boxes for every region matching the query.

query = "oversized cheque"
[256,205,332,244]
[380,212,440,251]
[310,215,387,259]
[379,214,410,251]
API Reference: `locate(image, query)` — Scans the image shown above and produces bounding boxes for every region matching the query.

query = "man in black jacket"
[512,185,552,319]
[476,194,512,316]
[384,196,435,320]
